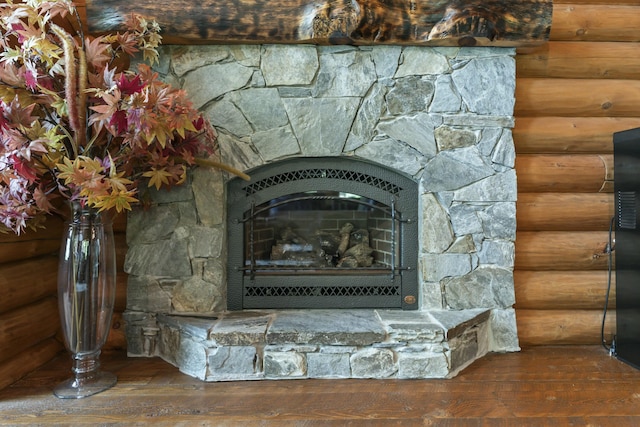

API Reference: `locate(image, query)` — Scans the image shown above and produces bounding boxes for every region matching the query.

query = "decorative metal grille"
[245,285,400,297]
[243,168,403,196]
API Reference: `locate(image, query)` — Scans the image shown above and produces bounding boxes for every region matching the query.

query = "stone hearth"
[153,309,490,381]
[123,44,519,381]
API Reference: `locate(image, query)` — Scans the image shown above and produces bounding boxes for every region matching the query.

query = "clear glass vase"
[54,203,117,399]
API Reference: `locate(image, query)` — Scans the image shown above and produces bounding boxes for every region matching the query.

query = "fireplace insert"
[227,157,419,310]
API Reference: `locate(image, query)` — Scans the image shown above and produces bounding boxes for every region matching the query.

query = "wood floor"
[1,346,640,426]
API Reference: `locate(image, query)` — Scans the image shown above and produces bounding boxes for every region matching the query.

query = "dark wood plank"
[2,346,640,424]
[0,298,60,365]
[85,0,552,47]
[551,3,640,42]
[0,339,63,391]
[0,256,58,314]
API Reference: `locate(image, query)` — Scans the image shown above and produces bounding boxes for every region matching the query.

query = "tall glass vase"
[54,203,117,399]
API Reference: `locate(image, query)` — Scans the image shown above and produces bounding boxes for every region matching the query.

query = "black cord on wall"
[601,215,616,355]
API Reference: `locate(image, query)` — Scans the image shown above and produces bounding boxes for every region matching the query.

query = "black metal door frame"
[226,157,419,310]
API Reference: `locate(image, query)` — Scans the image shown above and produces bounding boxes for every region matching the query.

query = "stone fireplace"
[123,44,519,381]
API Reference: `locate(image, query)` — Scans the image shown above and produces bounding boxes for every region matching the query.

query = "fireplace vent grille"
[245,284,400,298]
[243,168,402,196]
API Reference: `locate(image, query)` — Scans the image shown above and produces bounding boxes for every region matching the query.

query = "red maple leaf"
[9,154,38,183]
[117,73,145,95]
[109,110,128,135]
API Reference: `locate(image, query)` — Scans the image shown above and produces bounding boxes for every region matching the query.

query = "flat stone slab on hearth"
[266,310,387,346]
[208,311,272,345]
[429,309,492,339]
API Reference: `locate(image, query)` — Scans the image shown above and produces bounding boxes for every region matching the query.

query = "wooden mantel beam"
[85,0,552,47]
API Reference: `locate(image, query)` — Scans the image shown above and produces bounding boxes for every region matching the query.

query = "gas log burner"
[227,157,419,310]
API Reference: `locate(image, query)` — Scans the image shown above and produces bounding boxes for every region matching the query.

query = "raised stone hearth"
[154,309,490,380]
[124,44,519,381]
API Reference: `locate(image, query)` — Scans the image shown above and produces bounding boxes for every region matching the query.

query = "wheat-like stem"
[51,24,82,156]
[194,157,250,181]
[76,47,88,150]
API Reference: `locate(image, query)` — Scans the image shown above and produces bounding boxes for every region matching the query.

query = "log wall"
[0,0,637,388]
[513,0,637,345]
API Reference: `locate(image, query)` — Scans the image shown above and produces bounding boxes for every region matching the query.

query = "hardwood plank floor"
[2,346,640,426]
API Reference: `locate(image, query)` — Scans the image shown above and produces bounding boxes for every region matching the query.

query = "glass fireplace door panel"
[245,191,398,274]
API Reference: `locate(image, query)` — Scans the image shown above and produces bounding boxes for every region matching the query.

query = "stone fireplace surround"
[123,44,519,381]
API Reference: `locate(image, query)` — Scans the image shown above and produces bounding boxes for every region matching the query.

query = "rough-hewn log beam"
[86,0,552,47]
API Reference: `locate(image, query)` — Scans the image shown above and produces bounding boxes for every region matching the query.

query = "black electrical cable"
[601,215,616,355]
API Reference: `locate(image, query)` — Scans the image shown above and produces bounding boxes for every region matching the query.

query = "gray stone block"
[421,193,455,253]
[209,312,271,345]
[355,136,427,176]
[264,351,306,378]
[377,310,445,343]
[377,113,437,157]
[307,352,351,378]
[421,253,473,282]
[449,329,480,373]
[397,351,449,379]
[452,56,515,116]
[125,238,192,277]
[261,45,318,86]
[207,346,258,379]
[386,76,434,115]
[422,147,494,192]
[350,348,397,378]
[489,308,520,352]
[266,310,386,346]
[443,267,515,310]
[126,276,172,312]
[283,97,360,157]
[176,335,208,380]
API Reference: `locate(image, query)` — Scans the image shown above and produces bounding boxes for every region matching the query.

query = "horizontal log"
[515,231,612,271]
[82,2,640,45]
[0,211,123,243]
[0,218,63,264]
[516,309,615,346]
[516,154,612,193]
[514,270,615,310]
[550,4,640,43]
[0,238,126,314]
[515,78,640,118]
[516,41,640,79]
[0,256,58,314]
[0,238,60,265]
[0,298,59,365]
[85,0,552,47]
[0,216,64,244]
[517,193,614,231]
[0,338,63,391]
[513,117,640,154]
